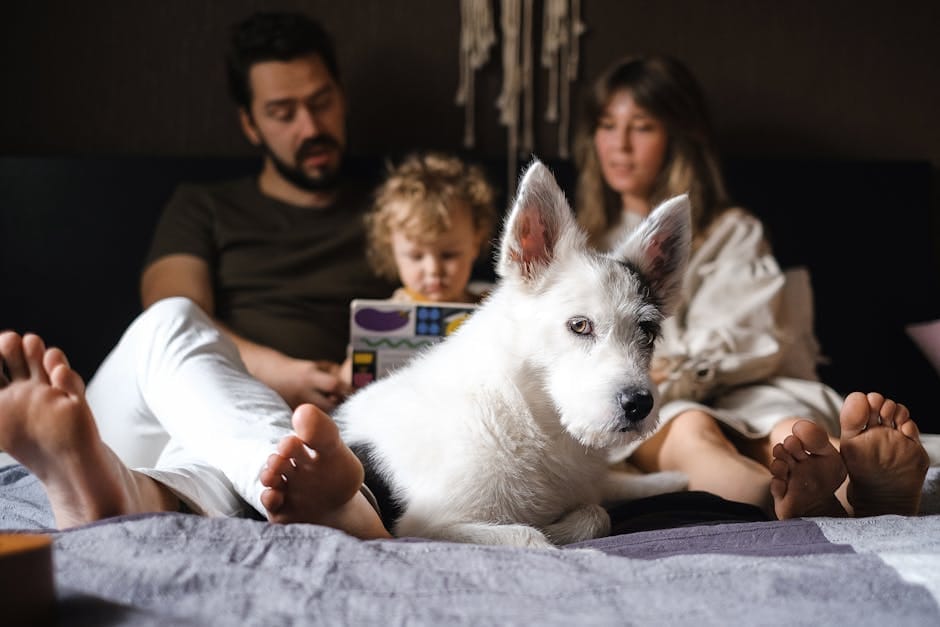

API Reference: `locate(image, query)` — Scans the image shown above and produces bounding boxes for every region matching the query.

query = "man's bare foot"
[259,404,391,540]
[0,332,176,528]
[770,420,848,519]
[840,391,929,516]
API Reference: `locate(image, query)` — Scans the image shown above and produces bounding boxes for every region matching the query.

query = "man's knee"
[144,296,207,321]
[127,296,219,351]
[135,297,213,334]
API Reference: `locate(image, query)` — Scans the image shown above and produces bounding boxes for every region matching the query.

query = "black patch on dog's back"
[349,443,404,530]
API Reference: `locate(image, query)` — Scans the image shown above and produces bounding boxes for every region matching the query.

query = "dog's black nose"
[618,388,653,427]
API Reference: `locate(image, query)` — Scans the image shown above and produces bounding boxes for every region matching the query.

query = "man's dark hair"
[226,11,340,110]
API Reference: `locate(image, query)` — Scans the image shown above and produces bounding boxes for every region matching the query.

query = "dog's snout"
[617,388,653,429]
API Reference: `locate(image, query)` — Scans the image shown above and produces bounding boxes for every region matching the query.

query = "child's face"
[391,202,481,303]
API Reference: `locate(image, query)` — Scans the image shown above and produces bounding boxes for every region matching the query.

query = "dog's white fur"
[337,159,692,548]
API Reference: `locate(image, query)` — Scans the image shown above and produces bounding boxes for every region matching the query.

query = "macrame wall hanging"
[456,0,585,197]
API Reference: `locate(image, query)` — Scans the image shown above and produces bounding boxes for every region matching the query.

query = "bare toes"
[842,392,929,517]
[48,363,85,398]
[881,400,909,432]
[894,403,912,428]
[782,435,810,460]
[259,452,294,489]
[878,399,898,427]
[866,391,885,409]
[772,421,847,520]
[22,334,50,382]
[260,487,285,514]
[770,458,789,482]
[276,433,319,467]
[772,442,794,465]
[791,420,833,454]
[840,392,875,437]
[899,419,921,443]
[43,347,69,375]
[291,404,341,453]
[0,332,29,380]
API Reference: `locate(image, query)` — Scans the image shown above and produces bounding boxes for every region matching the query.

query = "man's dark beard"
[261,135,344,192]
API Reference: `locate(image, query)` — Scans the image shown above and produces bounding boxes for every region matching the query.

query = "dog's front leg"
[602,468,688,503]
[398,518,556,549]
[542,504,610,545]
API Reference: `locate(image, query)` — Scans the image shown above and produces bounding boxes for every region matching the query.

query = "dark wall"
[2,1,938,163]
[4,0,938,263]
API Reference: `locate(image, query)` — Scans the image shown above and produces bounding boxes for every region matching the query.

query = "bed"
[3,461,939,626]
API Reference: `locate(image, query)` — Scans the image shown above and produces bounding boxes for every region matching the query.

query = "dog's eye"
[639,320,659,337]
[638,320,660,346]
[567,317,594,336]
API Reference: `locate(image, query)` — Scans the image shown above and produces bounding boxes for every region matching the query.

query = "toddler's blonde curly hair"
[365,152,497,281]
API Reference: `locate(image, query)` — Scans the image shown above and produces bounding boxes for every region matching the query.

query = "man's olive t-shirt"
[144,177,395,363]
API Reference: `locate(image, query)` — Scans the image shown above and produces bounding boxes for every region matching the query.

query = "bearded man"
[140,11,395,415]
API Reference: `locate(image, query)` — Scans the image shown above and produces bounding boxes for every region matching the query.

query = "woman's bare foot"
[259,404,391,540]
[840,392,929,516]
[770,420,848,519]
[0,332,177,528]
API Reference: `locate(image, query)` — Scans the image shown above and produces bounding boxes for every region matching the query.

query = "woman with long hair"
[574,54,929,519]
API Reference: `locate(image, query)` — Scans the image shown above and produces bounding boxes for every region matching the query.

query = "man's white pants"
[86,297,292,517]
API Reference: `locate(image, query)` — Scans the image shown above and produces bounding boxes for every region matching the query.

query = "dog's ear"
[612,194,692,316]
[497,158,582,282]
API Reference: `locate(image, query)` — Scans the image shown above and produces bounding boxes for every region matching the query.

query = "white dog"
[337,159,691,548]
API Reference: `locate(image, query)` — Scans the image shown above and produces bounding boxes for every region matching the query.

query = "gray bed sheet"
[2,463,940,626]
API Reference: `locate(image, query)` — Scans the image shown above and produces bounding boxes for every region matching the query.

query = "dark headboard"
[724,159,938,423]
